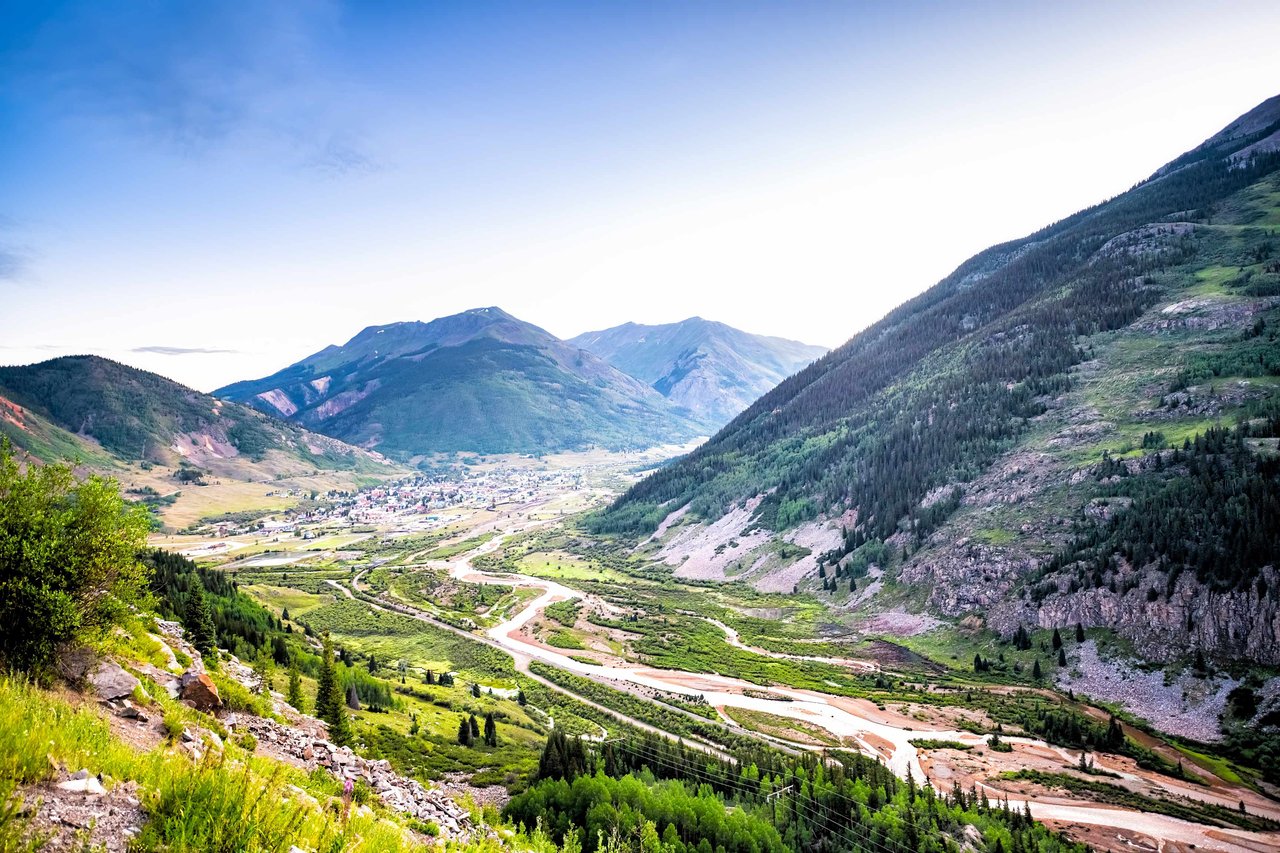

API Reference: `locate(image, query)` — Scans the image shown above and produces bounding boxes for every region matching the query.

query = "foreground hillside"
[570,318,826,427]
[597,96,1280,668]
[216,307,709,457]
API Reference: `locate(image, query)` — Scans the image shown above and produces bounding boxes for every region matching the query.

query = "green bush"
[0,443,151,678]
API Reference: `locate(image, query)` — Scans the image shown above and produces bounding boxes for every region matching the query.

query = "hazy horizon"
[3,0,1280,391]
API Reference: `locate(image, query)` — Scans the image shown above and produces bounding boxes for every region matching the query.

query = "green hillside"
[217,307,708,456]
[0,355,388,476]
[596,96,1280,664]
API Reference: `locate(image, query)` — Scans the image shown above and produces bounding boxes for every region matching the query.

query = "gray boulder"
[87,662,140,701]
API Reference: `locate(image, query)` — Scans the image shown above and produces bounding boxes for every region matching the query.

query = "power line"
[605,737,928,853]
[604,734,1020,853]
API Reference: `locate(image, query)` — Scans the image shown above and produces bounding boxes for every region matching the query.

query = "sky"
[2,1,1279,392]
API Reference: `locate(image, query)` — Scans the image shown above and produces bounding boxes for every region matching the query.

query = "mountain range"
[599,94,1280,667]
[569,318,826,427]
[215,307,709,457]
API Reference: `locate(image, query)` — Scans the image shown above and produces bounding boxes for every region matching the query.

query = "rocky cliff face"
[1025,566,1280,665]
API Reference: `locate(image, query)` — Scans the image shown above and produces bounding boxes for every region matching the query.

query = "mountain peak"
[570,319,826,426]
[215,307,704,455]
[1153,92,1280,178]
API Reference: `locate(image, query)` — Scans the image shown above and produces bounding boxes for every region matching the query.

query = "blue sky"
[2,0,1279,390]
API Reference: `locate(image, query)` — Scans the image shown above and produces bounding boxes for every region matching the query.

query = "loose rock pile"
[224,712,474,839]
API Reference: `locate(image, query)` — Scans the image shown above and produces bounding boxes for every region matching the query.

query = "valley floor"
[156,450,1280,853]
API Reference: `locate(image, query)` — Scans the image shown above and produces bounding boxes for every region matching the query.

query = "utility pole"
[766,784,794,825]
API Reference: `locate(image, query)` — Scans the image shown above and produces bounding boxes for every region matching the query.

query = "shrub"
[0,443,151,678]
[162,713,185,743]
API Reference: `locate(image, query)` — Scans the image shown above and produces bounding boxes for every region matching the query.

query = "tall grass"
[0,674,147,785]
[0,675,435,852]
[131,755,306,852]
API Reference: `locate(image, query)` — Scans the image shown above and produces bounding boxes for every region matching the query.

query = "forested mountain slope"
[0,355,386,477]
[217,307,708,456]
[570,317,826,426]
[598,96,1280,665]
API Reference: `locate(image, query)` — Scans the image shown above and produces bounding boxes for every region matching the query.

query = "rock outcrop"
[225,713,474,838]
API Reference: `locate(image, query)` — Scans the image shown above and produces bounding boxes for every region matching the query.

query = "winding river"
[378,524,1279,853]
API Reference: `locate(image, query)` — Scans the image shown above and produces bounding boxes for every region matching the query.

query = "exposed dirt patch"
[20,779,145,853]
[855,610,942,637]
[659,496,770,581]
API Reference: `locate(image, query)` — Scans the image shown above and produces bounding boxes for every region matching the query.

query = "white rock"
[57,777,107,796]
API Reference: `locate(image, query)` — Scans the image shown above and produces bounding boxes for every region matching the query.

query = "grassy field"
[516,551,633,583]
[241,584,335,618]
[720,707,841,747]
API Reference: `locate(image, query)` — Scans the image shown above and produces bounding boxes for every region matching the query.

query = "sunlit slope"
[217,307,708,456]
[599,95,1280,665]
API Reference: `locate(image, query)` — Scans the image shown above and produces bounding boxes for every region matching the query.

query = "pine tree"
[469,714,480,738]
[458,715,473,746]
[316,632,352,746]
[287,659,304,710]
[316,633,337,723]
[1075,622,1085,643]
[483,712,498,747]
[346,683,361,710]
[281,607,291,622]
[471,681,482,698]
[328,689,353,746]
[1052,628,1063,651]
[184,584,217,662]
[1057,647,1067,667]
[252,646,274,695]
[517,689,527,706]
[1032,659,1043,681]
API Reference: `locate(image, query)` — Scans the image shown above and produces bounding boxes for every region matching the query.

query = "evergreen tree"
[1052,627,1063,651]
[458,715,473,746]
[316,632,352,746]
[1058,647,1068,667]
[281,607,291,622]
[346,682,361,710]
[483,712,498,747]
[469,713,480,738]
[1032,658,1043,681]
[1075,622,1085,643]
[287,659,304,710]
[184,584,218,662]
[316,633,337,723]
[517,689,527,706]
[471,681,482,698]
[252,645,274,695]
